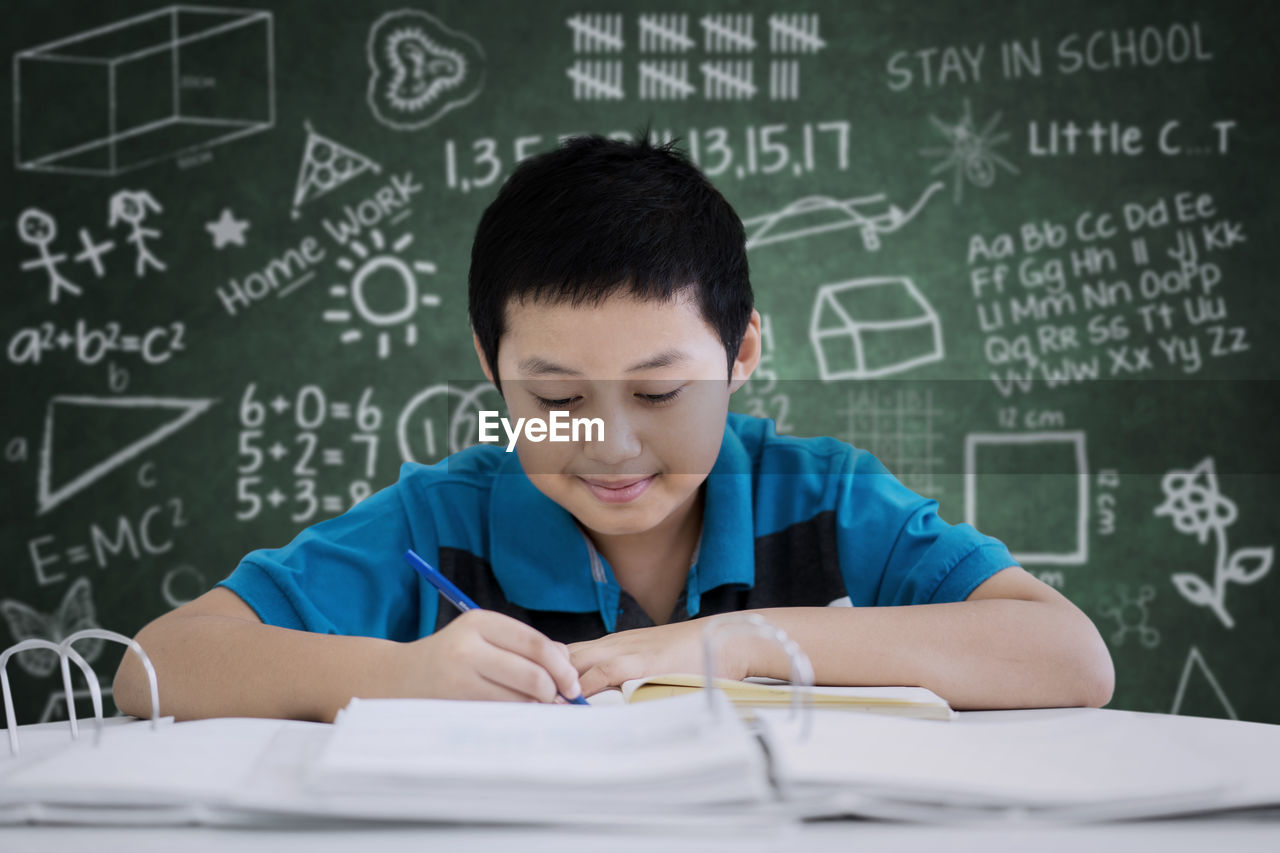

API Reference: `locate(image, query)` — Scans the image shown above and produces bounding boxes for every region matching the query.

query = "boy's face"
[476,292,760,538]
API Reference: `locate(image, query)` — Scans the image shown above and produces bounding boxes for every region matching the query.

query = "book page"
[620,673,955,719]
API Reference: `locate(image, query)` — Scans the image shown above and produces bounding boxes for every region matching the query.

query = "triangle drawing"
[37,395,216,516]
[1169,645,1238,721]
[290,120,382,219]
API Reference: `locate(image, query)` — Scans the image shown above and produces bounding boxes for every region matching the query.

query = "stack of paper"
[0,717,298,824]
[755,706,1239,819]
[306,693,770,816]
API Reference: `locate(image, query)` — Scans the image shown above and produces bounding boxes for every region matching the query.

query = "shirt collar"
[487,418,756,626]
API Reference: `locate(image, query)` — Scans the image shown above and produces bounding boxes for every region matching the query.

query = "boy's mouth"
[577,474,656,504]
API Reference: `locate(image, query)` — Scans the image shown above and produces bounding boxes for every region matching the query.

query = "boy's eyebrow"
[624,349,688,372]
[517,349,690,377]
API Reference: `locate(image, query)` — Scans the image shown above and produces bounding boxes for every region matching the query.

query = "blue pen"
[404,549,589,705]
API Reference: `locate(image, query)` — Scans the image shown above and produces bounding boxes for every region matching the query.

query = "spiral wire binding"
[701,612,815,738]
[1,629,160,757]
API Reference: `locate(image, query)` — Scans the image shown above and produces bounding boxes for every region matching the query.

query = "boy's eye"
[534,395,581,410]
[637,388,683,406]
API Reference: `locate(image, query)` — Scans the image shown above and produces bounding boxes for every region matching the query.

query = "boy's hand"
[568,619,750,697]
[398,610,583,703]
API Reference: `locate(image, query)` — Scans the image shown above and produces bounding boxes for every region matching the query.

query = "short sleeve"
[217,472,438,641]
[833,448,1019,606]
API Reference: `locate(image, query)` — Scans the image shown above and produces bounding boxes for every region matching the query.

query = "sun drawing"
[323,228,440,359]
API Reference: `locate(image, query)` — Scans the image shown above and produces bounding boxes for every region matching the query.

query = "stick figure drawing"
[108,190,167,277]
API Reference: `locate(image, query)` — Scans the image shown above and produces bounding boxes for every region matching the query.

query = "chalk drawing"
[14,6,274,176]
[161,565,208,609]
[768,13,824,53]
[568,60,625,100]
[744,183,944,251]
[920,99,1019,203]
[1170,646,1238,720]
[766,13,824,100]
[769,60,800,100]
[639,14,692,52]
[964,431,1090,566]
[701,14,755,53]
[639,61,693,100]
[1155,456,1273,629]
[571,13,823,102]
[0,577,101,678]
[73,227,115,278]
[291,121,382,220]
[36,395,216,516]
[700,60,755,99]
[568,13,624,52]
[397,382,502,464]
[206,208,250,249]
[323,228,440,359]
[7,437,28,463]
[107,190,166,276]
[839,387,944,498]
[17,208,81,303]
[39,684,118,724]
[1098,584,1160,648]
[810,276,943,380]
[367,10,485,131]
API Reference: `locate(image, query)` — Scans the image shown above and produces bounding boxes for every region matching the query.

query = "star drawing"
[205,208,250,249]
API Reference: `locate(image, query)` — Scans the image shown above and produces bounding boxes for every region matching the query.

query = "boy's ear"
[472,331,496,384]
[728,309,763,393]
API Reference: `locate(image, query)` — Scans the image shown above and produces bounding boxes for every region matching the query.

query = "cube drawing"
[15,6,274,175]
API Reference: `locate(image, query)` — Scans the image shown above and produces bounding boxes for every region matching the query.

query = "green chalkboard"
[3,0,1278,727]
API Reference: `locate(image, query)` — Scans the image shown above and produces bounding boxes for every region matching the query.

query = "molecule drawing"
[1097,585,1160,649]
[1154,456,1273,629]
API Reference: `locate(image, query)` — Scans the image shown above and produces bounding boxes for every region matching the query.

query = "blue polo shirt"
[219,413,1018,641]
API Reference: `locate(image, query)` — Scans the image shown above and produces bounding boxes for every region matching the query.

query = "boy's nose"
[580,410,641,466]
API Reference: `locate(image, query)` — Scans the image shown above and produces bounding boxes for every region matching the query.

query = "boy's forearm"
[114,613,404,723]
[740,601,1114,710]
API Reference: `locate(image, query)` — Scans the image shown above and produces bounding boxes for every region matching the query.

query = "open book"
[605,674,956,720]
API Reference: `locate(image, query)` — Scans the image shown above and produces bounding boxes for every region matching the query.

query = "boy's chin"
[574,511,665,538]
[561,483,683,537]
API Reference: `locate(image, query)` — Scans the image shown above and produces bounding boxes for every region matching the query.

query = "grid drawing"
[838,388,944,497]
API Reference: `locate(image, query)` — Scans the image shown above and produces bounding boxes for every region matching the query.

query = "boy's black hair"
[468,133,753,392]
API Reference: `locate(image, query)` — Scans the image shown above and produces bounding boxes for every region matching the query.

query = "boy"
[115,135,1113,721]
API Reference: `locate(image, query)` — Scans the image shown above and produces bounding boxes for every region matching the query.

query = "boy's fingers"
[478,615,583,700]
[469,674,542,703]
[577,654,646,697]
[471,641,560,703]
[568,640,617,675]
[577,666,610,699]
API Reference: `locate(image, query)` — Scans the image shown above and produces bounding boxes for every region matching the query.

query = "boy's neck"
[585,485,705,625]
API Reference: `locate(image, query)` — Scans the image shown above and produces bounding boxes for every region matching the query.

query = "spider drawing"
[920,99,1019,203]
